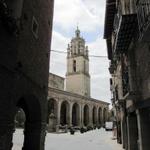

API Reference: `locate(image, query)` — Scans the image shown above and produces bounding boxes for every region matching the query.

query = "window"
[73,60,76,72]
[74,46,76,55]
[32,16,39,38]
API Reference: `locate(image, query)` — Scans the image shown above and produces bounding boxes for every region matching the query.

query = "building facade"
[48,28,109,132]
[47,76,109,132]
[0,0,54,150]
[104,0,150,150]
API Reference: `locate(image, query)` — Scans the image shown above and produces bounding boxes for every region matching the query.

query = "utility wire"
[51,49,107,58]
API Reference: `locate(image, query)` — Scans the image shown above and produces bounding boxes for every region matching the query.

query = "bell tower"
[66,27,90,97]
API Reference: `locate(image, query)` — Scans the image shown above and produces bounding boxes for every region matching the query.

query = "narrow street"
[13,128,123,150]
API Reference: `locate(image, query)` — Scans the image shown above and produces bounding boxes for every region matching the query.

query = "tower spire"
[75,26,80,37]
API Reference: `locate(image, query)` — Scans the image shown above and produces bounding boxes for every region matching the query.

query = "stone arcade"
[47,28,109,132]
[0,0,54,150]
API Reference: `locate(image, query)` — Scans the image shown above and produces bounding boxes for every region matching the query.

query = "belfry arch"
[83,104,89,126]
[72,103,80,126]
[60,101,69,126]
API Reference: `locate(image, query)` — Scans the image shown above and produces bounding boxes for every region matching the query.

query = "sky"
[50,0,111,103]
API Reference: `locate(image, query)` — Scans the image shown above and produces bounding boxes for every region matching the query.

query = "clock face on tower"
[66,27,90,97]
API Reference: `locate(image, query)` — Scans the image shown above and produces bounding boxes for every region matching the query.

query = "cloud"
[82,0,106,18]
[51,31,70,51]
[87,37,111,102]
[50,31,69,76]
[53,0,105,32]
[88,38,107,56]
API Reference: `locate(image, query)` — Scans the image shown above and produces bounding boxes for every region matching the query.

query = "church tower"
[66,27,90,97]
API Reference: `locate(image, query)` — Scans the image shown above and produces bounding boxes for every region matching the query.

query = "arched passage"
[93,106,97,125]
[60,101,69,126]
[98,107,102,125]
[15,108,26,128]
[83,104,89,126]
[13,95,42,150]
[103,108,107,123]
[47,98,57,123]
[72,103,80,126]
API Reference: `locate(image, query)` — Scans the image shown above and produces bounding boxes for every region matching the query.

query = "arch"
[14,95,42,150]
[92,106,97,125]
[103,108,107,123]
[47,98,57,123]
[98,107,102,125]
[15,108,26,128]
[60,101,69,126]
[17,95,41,125]
[72,103,80,126]
[83,104,89,126]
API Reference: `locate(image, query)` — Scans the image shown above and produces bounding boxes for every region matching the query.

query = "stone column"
[47,113,56,132]
[68,102,73,127]
[78,104,82,127]
[105,108,108,121]
[136,108,150,150]
[56,101,61,132]
[23,122,46,150]
[101,108,104,126]
[120,107,128,149]
[96,107,99,127]
[89,106,93,127]
[121,116,128,149]
[0,123,15,150]
[81,104,84,126]
[127,113,138,150]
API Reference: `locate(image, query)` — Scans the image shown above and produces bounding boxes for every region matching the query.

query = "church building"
[48,28,109,132]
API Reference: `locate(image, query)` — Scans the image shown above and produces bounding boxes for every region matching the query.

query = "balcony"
[113,13,138,53]
[122,69,129,97]
[136,0,150,39]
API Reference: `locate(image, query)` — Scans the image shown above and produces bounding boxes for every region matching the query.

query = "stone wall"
[0,0,54,149]
[48,73,65,90]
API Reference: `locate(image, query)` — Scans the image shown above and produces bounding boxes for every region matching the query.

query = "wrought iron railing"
[136,0,150,34]
[122,67,129,96]
[113,1,137,53]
